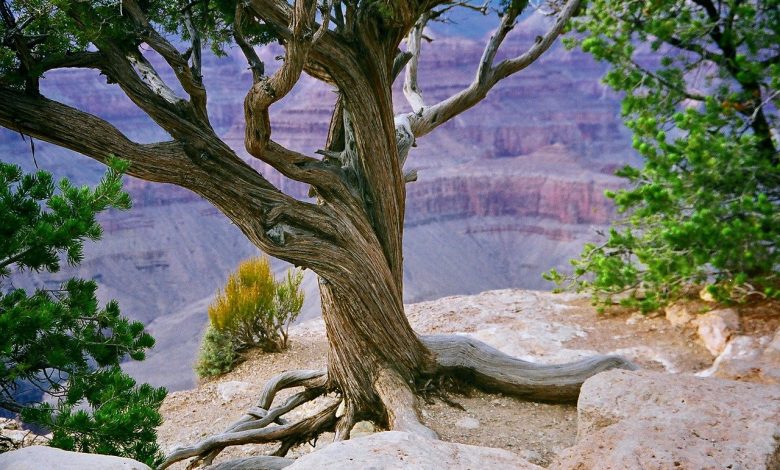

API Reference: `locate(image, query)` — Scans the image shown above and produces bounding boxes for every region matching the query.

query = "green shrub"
[195,257,304,378]
[194,325,238,378]
[549,0,779,312]
[0,159,166,466]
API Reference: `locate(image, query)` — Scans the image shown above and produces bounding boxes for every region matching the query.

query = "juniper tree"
[547,0,779,311]
[0,1,633,467]
[0,160,166,465]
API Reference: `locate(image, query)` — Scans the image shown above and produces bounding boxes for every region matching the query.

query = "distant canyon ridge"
[2,15,637,390]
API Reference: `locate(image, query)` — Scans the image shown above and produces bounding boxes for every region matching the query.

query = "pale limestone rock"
[698,331,780,384]
[665,302,695,327]
[0,419,50,452]
[216,380,252,402]
[766,328,780,359]
[694,308,740,356]
[519,448,544,465]
[0,446,151,469]
[551,370,780,470]
[350,421,376,439]
[0,419,19,430]
[699,286,717,302]
[1,430,27,446]
[454,416,481,430]
[335,400,346,418]
[287,431,543,470]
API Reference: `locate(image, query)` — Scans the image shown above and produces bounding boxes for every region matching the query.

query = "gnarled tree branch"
[403,12,429,113]
[122,0,209,125]
[404,0,582,138]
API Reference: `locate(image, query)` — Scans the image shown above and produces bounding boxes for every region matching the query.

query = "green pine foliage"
[0,1,275,88]
[195,257,304,379]
[0,159,166,466]
[547,0,779,311]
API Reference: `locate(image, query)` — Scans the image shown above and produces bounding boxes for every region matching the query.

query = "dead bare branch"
[122,0,209,124]
[404,0,583,138]
[403,12,430,113]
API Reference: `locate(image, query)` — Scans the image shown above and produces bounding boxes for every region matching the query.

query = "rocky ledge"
[2,290,778,469]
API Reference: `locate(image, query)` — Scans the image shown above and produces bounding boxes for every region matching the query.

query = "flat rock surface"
[0,446,151,470]
[286,431,542,470]
[551,369,780,470]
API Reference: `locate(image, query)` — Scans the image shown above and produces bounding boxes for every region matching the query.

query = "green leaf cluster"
[549,0,779,311]
[0,159,165,466]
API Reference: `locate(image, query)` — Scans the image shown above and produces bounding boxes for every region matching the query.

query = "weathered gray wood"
[159,404,338,470]
[231,387,326,433]
[198,370,328,467]
[257,370,327,410]
[422,334,637,403]
[374,369,438,439]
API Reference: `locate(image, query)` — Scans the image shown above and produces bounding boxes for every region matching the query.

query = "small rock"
[665,303,694,327]
[519,449,544,465]
[699,286,716,302]
[694,308,740,356]
[625,312,643,325]
[216,381,252,402]
[0,446,151,469]
[350,420,376,439]
[335,400,346,418]
[0,419,50,452]
[699,332,780,384]
[765,328,780,360]
[2,430,27,446]
[0,418,19,431]
[454,416,480,430]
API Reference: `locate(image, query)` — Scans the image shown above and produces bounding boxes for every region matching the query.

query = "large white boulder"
[286,431,542,470]
[0,446,151,470]
[551,369,780,470]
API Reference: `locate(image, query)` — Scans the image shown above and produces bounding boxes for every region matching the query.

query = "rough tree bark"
[0,0,635,468]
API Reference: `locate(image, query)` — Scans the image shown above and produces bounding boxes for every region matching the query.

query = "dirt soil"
[158,290,770,469]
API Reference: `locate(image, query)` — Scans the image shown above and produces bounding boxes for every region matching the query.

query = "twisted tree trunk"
[0,1,637,468]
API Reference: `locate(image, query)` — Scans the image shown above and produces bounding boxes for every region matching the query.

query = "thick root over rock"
[159,370,331,470]
[422,334,637,403]
[160,341,635,469]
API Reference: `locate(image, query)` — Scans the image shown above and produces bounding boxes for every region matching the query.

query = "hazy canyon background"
[2,12,640,390]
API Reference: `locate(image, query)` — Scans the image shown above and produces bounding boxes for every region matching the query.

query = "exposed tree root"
[374,368,438,439]
[196,369,328,467]
[161,341,635,469]
[159,370,331,469]
[256,369,328,410]
[160,401,338,469]
[422,334,637,403]
[333,400,355,441]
